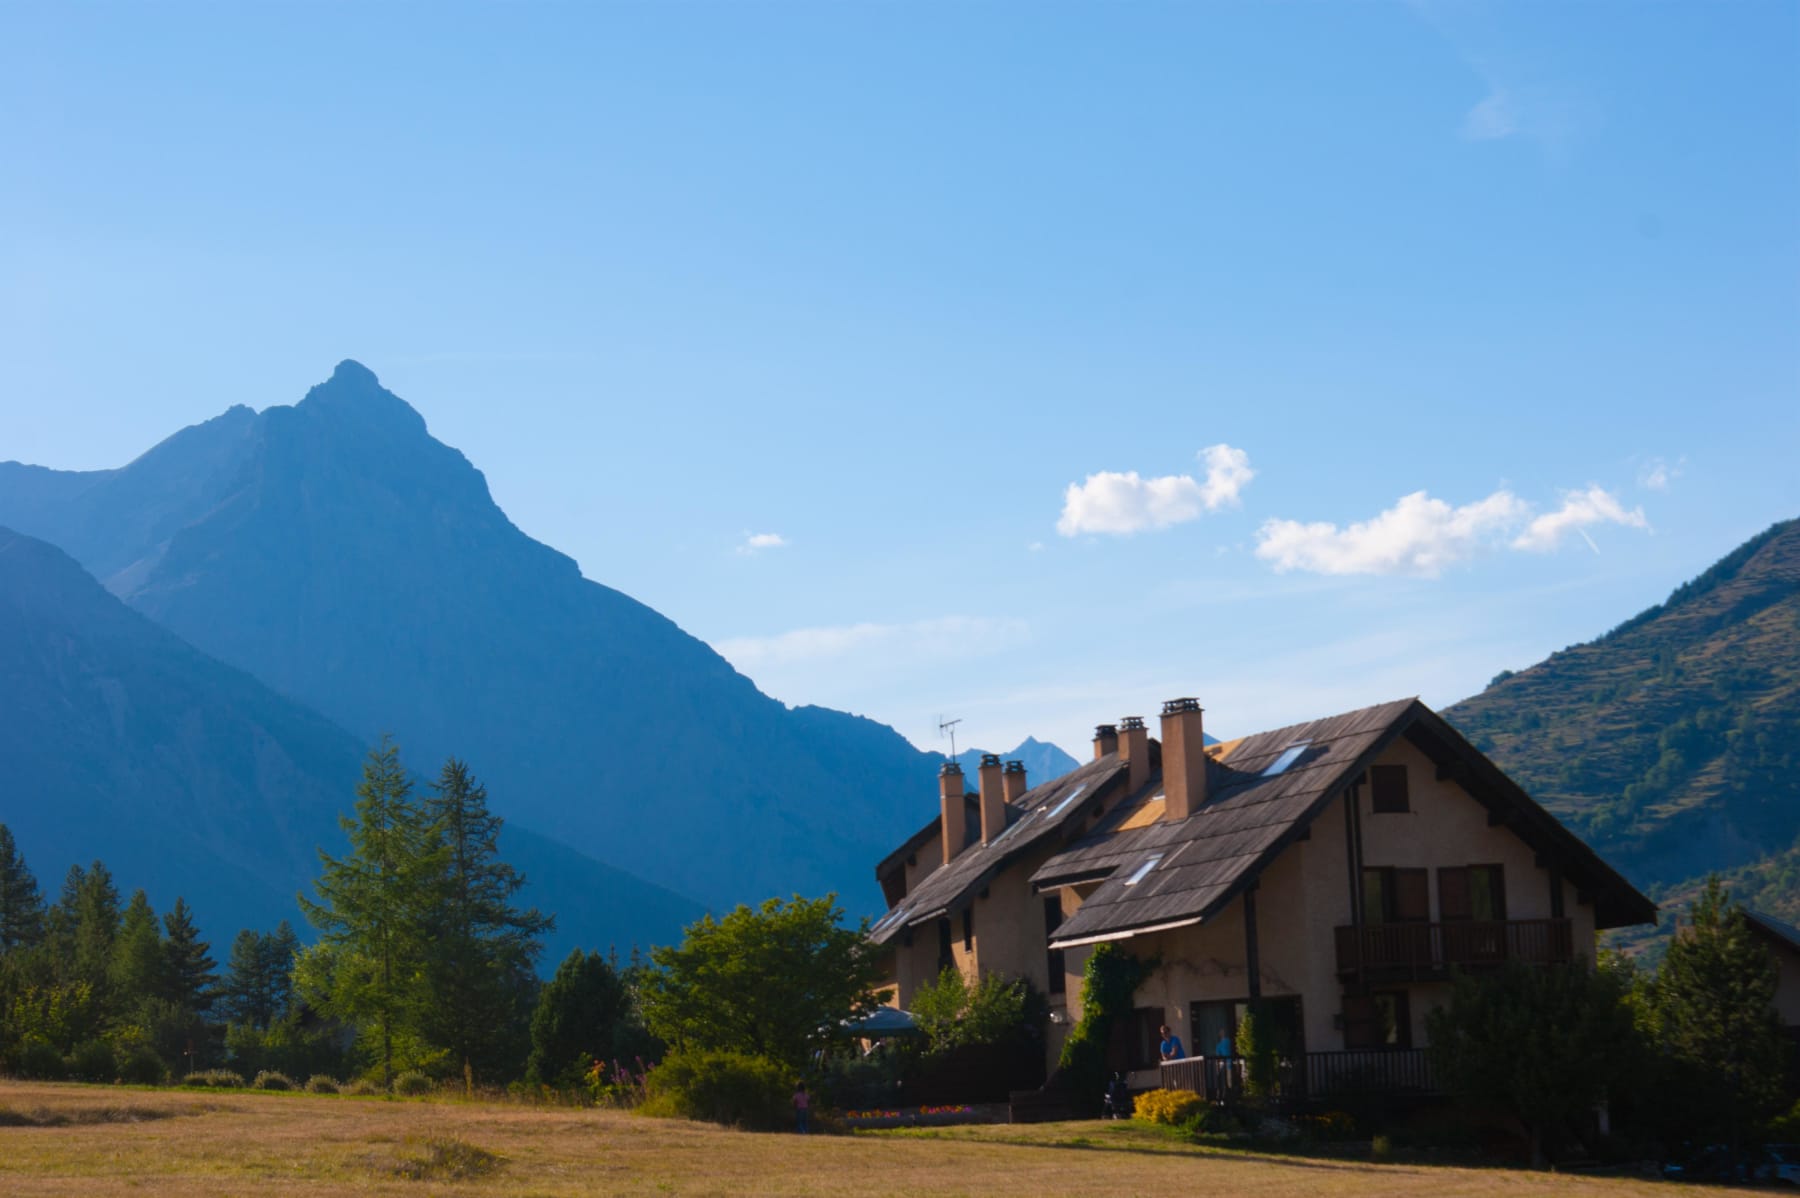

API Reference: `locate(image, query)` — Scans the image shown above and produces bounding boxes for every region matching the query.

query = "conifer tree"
[419,758,552,1093]
[162,898,217,1013]
[525,948,630,1088]
[300,737,436,1086]
[0,825,45,953]
[219,929,272,1026]
[110,890,165,1003]
[67,862,121,1000]
[265,920,301,1021]
[1647,876,1788,1148]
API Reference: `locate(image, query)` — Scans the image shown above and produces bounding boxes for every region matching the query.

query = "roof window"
[1042,783,1088,819]
[1262,741,1312,777]
[1124,854,1163,885]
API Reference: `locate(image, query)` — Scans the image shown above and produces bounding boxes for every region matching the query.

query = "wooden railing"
[1333,919,1573,979]
[1161,1049,1442,1103]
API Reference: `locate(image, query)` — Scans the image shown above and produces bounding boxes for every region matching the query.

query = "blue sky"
[3,1,1796,756]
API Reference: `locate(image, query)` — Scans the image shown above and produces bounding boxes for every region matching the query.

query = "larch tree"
[299,737,437,1087]
[418,758,552,1093]
[110,889,165,1004]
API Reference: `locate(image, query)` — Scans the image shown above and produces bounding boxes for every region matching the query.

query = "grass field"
[0,1080,1719,1196]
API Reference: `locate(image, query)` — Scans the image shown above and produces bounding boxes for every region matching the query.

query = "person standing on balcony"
[1158,1025,1186,1061]
[1214,1031,1232,1058]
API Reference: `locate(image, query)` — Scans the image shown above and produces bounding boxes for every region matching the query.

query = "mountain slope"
[0,526,703,957]
[1445,518,1800,915]
[0,361,944,912]
[950,737,1082,785]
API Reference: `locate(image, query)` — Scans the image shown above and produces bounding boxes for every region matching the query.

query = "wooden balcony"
[1160,1049,1442,1103]
[1334,918,1574,981]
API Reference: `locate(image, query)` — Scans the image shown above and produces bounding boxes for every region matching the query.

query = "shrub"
[1181,1104,1245,1137]
[1056,944,1158,1115]
[252,1070,297,1091]
[182,1069,245,1088]
[639,1048,790,1130]
[1371,1133,1394,1162]
[18,1040,66,1081]
[118,1045,167,1086]
[1132,1088,1205,1126]
[342,1079,381,1097]
[68,1040,117,1083]
[305,1074,340,1095]
[393,1070,435,1097]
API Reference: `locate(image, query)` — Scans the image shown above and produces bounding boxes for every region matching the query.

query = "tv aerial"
[937,714,962,763]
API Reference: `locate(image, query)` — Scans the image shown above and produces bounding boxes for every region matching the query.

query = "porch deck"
[1160,1049,1442,1103]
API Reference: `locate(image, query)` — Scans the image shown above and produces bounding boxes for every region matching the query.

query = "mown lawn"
[0,1080,1715,1196]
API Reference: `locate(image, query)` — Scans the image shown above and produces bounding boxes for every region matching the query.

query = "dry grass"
[0,1080,1718,1196]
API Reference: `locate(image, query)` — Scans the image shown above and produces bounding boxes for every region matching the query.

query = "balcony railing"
[1160,1050,1441,1103]
[1334,918,1573,980]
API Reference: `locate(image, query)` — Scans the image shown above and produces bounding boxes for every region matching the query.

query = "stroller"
[1101,1072,1132,1120]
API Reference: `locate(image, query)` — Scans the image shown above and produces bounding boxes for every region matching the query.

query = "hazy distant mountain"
[0,361,948,913]
[949,737,1081,786]
[0,526,702,957]
[1446,517,1800,923]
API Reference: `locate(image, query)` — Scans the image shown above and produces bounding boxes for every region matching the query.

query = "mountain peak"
[296,359,428,438]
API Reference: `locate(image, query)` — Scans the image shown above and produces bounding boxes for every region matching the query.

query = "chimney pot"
[1092,723,1119,760]
[1118,717,1149,793]
[977,754,1005,844]
[1002,759,1028,804]
[1160,698,1206,821]
[939,762,967,862]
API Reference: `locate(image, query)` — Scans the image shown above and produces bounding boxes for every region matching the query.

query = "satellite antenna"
[937,715,962,763]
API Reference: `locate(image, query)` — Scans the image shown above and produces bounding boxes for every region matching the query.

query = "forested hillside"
[1447,518,1800,921]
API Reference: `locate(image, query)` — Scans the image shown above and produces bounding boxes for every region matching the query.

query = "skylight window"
[1124,855,1163,885]
[1262,741,1312,777]
[1042,783,1088,819]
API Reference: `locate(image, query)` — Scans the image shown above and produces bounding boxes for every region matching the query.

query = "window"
[1361,866,1429,924]
[1343,991,1411,1049]
[1189,997,1306,1058]
[1114,1006,1166,1070]
[1044,897,1066,995]
[1124,855,1162,885]
[1043,783,1088,819]
[962,906,974,952]
[1438,865,1506,921]
[1263,741,1311,777]
[1370,764,1410,813]
[936,918,953,975]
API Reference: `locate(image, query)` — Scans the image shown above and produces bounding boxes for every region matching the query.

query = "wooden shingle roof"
[1034,697,1656,947]
[869,754,1128,947]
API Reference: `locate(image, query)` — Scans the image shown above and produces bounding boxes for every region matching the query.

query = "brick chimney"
[1160,698,1206,821]
[1093,723,1119,760]
[1119,716,1149,794]
[978,753,1006,844]
[1002,759,1028,804]
[940,762,967,862]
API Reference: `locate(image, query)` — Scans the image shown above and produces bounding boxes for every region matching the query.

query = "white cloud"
[1056,443,1253,537]
[716,615,1027,670]
[735,532,787,555]
[1256,490,1528,577]
[1638,456,1683,492]
[1255,484,1650,576]
[1461,90,1517,140]
[1510,485,1648,552]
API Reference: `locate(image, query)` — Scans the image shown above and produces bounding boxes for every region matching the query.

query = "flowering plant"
[919,1104,973,1115]
[842,1108,903,1120]
[584,1056,653,1108]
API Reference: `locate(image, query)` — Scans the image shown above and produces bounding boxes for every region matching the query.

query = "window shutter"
[1370,764,1410,813]
[1438,867,1471,921]
[1395,868,1430,922]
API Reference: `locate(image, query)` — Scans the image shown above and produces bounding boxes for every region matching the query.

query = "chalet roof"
[1746,909,1800,956]
[1035,697,1657,948]
[869,753,1128,947]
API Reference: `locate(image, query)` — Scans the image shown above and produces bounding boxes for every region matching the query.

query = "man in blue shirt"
[1158,1024,1186,1061]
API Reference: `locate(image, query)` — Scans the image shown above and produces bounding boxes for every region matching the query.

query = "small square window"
[1370,764,1410,813]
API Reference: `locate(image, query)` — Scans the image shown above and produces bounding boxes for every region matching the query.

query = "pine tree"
[0,825,45,953]
[70,861,121,1001]
[161,898,217,1013]
[110,890,165,1004]
[219,930,272,1026]
[418,758,552,1093]
[265,921,301,1022]
[1648,876,1789,1148]
[525,949,630,1088]
[299,737,436,1087]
